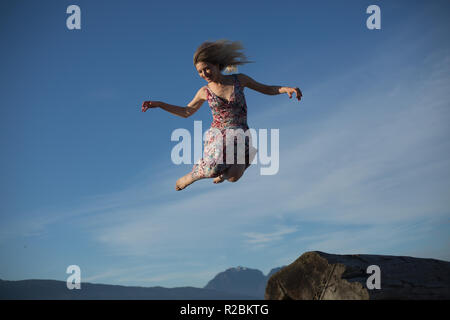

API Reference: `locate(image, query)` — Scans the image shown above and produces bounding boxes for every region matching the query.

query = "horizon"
[2,250,450,288]
[1,0,449,289]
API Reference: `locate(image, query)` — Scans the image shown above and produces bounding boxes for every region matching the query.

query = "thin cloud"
[243,226,298,245]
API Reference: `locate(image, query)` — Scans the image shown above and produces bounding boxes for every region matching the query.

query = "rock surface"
[265,251,450,300]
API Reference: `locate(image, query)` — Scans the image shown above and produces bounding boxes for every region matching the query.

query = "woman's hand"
[285,87,302,101]
[141,101,160,112]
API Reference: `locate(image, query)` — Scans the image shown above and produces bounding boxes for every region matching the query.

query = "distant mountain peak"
[204,266,272,298]
[226,266,255,272]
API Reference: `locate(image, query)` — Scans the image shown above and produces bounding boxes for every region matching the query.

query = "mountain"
[204,266,266,298]
[0,279,259,300]
[0,265,285,300]
[204,266,286,299]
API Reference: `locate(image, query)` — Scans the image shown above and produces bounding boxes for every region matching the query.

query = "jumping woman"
[141,39,302,191]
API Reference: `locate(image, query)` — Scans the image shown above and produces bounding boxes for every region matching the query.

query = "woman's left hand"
[286,87,302,101]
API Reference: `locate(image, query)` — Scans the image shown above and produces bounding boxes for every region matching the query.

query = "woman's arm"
[142,87,206,118]
[238,73,302,101]
[159,102,188,118]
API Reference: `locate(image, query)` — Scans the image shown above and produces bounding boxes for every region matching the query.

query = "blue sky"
[0,0,449,288]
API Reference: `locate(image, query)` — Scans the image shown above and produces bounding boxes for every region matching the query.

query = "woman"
[142,39,302,191]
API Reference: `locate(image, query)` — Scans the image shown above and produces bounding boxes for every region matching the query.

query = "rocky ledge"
[265,251,450,300]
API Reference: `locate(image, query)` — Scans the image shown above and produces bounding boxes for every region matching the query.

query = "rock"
[265,251,450,300]
[267,267,285,278]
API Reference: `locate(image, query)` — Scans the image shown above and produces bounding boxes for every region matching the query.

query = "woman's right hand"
[141,101,160,112]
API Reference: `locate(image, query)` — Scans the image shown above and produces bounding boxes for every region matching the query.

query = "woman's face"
[196,62,219,83]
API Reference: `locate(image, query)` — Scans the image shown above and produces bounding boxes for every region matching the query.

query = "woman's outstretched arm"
[142,87,206,118]
[238,73,302,101]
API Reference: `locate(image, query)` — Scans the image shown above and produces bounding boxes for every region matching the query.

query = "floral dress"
[190,74,255,179]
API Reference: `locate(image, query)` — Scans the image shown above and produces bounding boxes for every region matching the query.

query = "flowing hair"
[193,39,254,74]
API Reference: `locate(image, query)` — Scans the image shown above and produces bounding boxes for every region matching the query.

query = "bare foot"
[175,173,195,191]
[213,174,225,184]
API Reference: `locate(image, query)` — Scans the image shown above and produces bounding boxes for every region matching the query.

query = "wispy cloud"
[243,226,298,246]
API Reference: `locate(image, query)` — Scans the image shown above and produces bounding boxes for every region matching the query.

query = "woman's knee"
[226,165,245,182]
[227,176,240,182]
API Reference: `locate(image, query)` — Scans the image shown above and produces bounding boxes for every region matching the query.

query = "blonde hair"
[193,39,253,74]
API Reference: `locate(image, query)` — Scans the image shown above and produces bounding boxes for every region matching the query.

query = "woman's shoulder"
[199,85,209,100]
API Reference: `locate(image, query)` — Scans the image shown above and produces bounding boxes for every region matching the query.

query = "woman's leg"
[176,172,204,191]
[213,145,257,183]
[224,164,247,182]
[177,157,228,190]
[212,165,241,184]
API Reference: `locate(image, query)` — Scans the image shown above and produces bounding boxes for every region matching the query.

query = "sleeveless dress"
[190,74,255,179]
